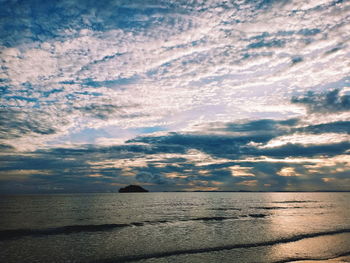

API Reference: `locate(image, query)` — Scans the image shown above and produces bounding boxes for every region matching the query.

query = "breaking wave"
[94,229,350,262]
[0,216,242,240]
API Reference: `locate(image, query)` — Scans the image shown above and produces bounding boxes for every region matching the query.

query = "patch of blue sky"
[80,76,139,88]
[0,85,10,96]
[0,78,9,83]
[74,91,103,97]
[41,88,64,98]
[59,80,76,85]
[3,95,38,103]
[133,126,167,134]
[297,28,321,36]
[1,2,71,46]
[163,39,206,51]
[2,95,41,108]
[0,1,176,47]
[248,28,321,42]
[252,0,282,9]
[65,93,76,100]
[219,19,242,27]
[249,32,271,41]
[146,65,170,77]
[108,7,175,29]
[309,0,345,10]
[71,128,111,143]
[54,127,112,145]
[276,30,296,37]
[295,76,350,95]
[247,39,286,49]
[240,51,274,61]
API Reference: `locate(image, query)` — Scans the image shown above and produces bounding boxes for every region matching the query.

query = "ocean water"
[0,192,350,263]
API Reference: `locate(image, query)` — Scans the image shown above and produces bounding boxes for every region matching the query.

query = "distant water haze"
[1,192,350,262]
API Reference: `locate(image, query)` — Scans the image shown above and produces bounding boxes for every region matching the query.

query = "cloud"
[291,89,350,113]
[295,121,350,134]
[73,103,130,120]
[236,180,258,187]
[0,0,350,192]
[136,172,168,185]
[260,133,350,148]
[1,0,349,144]
[0,108,61,139]
[277,167,302,177]
[1,101,349,193]
[230,166,255,177]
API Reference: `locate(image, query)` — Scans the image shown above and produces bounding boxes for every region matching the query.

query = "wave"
[253,205,331,210]
[252,206,303,210]
[209,207,242,211]
[248,213,267,218]
[94,229,350,262]
[272,200,319,204]
[192,216,238,221]
[273,250,350,263]
[0,223,130,240]
[0,216,240,240]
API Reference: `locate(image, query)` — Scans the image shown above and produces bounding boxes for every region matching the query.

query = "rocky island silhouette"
[119,185,149,193]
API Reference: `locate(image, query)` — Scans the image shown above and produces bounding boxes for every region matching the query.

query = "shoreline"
[291,255,350,262]
[283,252,350,263]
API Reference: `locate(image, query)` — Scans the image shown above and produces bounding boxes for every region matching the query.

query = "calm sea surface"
[1,192,350,263]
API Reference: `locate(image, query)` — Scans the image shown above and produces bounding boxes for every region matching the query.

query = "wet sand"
[292,255,350,262]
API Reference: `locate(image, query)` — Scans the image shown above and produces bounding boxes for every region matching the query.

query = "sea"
[1,192,350,263]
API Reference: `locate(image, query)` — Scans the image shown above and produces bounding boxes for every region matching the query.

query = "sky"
[0,0,349,193]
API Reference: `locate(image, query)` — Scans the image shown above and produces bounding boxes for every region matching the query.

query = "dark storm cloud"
[225,119,298,133]
[291,89,350,113]
[130,133,256,159]
[294,121,350,134]
[129,122,349,160]
[128,118,298,158]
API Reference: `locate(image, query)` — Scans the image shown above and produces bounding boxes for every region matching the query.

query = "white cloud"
[277,167,302,177]
[261,133,350,148]
[230,165,255,177]
[1,0,349,150]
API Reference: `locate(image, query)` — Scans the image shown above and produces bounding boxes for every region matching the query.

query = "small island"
[119,185,149,193]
